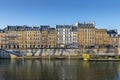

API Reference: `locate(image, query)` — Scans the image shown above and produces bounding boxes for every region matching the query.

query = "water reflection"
[0,59,120,80]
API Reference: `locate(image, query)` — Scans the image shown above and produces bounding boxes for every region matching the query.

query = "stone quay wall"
[0,48,120,58]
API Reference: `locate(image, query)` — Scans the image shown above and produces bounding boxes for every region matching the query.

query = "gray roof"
[56,25,72,28]
[77,22,95,28]
[0,29,4,32]
[4,25,41,31]
[72,26,77,31]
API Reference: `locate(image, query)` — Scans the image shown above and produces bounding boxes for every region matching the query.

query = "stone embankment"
[0,48,120,59]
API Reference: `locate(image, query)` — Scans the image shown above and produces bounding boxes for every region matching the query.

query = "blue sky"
[0,0,120,32]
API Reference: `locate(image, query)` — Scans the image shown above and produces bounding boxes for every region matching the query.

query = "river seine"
[0,59,120,80]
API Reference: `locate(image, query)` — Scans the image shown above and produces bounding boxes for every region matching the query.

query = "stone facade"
[95,29,109,47]
[0,22,120,50]
[76,22,95,48]
[48,28,57,48]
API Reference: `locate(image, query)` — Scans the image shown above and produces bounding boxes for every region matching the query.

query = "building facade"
[1,26,42,49]
[0,30,5,48]
[70,26,78,48]
[95,29,110,48]
[41,25,50,48]
[56,25,72,48]
[76,22,95,48]
[107,30,119,48]
[0,22,120,49]
[25,26,41,48]
[3,26,21,49]
[56,25,78,48]
[48,28,57,48]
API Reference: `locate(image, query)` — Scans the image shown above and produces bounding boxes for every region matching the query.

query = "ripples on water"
[0,59,120,80]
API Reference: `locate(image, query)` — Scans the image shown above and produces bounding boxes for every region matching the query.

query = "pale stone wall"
[0,48,118,58]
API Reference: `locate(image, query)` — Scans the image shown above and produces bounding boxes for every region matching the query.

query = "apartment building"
[0,30,5,48]
[1,26,42,49]
[76,22,95,48]
[0,22,119,49]
[95,29,110,48]
[107,30,119,48]
[56,25,70,48]
[40,25,50,48]
[25,26,41,48]
[48,28,57,48]
[3,26,22,49]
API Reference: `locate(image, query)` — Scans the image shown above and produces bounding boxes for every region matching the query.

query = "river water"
[0,59,120,80]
